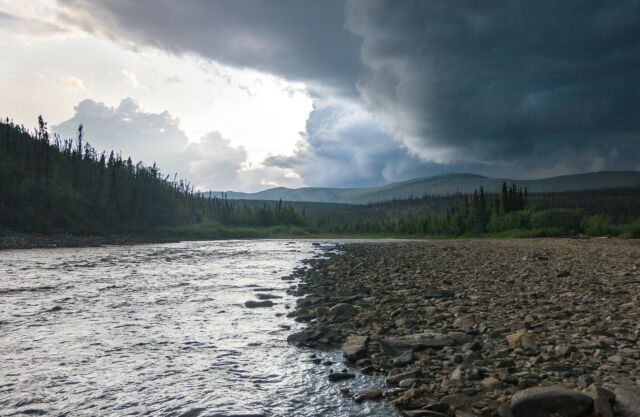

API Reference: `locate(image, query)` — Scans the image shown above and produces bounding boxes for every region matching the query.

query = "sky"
[1,1,639,192]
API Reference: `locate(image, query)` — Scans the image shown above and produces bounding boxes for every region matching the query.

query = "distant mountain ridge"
[201,171,640,204]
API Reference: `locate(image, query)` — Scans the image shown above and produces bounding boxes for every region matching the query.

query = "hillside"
[203,171,640,204]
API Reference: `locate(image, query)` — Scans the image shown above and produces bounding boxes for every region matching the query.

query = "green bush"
[583,214,612,237]
[620,219,640,239]
[530,208,584,234]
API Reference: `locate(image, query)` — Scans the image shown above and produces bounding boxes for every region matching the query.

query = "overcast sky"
[1,1,638,191]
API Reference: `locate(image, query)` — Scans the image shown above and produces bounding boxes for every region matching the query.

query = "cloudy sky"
[1,1,638,191]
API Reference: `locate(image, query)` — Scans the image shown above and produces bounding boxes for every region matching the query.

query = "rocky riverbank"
[0,231,179,250]
[286,239,640,417]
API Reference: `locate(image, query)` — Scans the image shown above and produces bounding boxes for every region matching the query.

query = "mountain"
[201,171,640,204]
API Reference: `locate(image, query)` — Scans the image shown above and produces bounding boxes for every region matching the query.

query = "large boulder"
[511,386,593,417]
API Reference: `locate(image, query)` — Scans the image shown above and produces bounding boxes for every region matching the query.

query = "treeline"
[2,117,638,239]
[0,119,305,234]
[316,183,640,238]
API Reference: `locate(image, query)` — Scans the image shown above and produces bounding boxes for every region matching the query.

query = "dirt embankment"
[287,239,640,417]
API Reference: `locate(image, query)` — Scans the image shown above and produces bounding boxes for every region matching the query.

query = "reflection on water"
[0,240,397,416]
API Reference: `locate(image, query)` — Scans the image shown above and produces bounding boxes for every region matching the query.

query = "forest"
[1,118,639,239]
[0,119,305,236]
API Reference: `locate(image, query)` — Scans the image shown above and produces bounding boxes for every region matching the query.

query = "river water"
[0,240,398,416]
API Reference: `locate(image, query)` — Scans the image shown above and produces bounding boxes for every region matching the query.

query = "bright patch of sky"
[0,1,313,170]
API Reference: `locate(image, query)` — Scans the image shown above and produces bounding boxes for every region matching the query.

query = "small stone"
[440,394,473,410]
[454,314,476,330]
[520,336,537,351]
[451,363,480,381]
[481,377,502,391]
[608,354,624,365]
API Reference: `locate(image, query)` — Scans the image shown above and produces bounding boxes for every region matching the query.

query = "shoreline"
[0,231,183,250]
[287,239,640,416]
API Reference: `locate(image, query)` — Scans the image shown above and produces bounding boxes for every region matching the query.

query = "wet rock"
[328,371,355,382]
[244,300,274,308]
[342,335,368,362]
[255,293,282,300]
[510,386,593,417]
[354,388,382,402]
[287,328,324,345]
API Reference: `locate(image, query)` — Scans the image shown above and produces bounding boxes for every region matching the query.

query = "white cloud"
[52,97,304,192]
[57,75,88,92]
[121,69,145,89]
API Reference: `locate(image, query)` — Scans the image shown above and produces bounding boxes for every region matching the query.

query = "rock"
[380,333,455,356]
[329,303,357,317]
[423,289,454,299]
[287,327,325,345]
[354,388,382,402]
[450,332,475,345]
[586,385,615,417]
[255,293,282,300]
[328,371,355,382]
[342,335,368,362]
[403,411,447,417]
[453,314,476,330]
[386,370,419,386]
[506,332,533,346]
[440,394,473,410]
[481,377,502,391]
[244,300,274,308]
[510,386,593,417]
[606,385,640,417]
[399,378,419,388]
[520,336,537,351]
[451,363,481,381]
[393,350,414,367]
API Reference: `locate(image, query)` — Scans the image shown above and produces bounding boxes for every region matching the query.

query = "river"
[0,240,398,416]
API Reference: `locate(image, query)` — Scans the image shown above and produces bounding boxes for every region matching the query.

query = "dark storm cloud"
[56,0,640,186]
[263,103,507,187]
[347,0,640,171]
[57,0,364,95]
